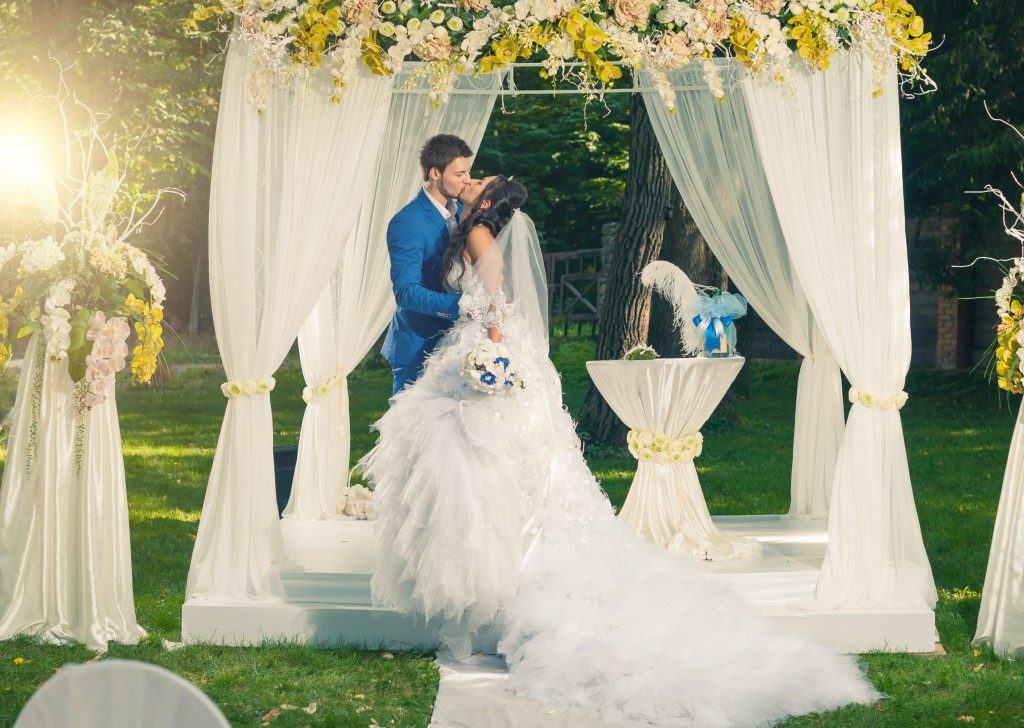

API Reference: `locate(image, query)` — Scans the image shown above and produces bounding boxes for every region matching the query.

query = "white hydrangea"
[0,242,18,271]
[19,236,65,276]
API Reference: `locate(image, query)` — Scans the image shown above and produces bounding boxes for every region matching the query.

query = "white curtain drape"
[642,66,842,519]
[186,36,393,600]
[742,51,936,608]
[285,69,503,520]
[975,399,1024,658]
[0,336,145,650]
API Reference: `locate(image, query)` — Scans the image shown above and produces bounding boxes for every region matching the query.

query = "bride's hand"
[488,327,502,344]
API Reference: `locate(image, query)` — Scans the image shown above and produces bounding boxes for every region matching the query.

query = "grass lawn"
[1,342,1023,727]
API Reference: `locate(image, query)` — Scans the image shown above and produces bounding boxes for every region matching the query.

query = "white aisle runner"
[429,652,651,728]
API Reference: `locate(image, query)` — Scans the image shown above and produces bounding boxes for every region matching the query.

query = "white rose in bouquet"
[461,339,525,395]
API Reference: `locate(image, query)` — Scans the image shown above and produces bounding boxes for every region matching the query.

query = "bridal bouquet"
[461,339,524,395]
[0,84,174,412]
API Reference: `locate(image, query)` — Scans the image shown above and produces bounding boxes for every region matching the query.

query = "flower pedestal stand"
[0,336,145,650]
[587,357,761,561]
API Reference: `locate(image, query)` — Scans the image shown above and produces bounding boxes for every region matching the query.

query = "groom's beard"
[438,180,463,201]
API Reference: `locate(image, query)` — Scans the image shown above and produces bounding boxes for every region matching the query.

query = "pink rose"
[658,31,692,68]
[611,0,653,28]
[343,0,376,24]
[415,35,453,61]
[699,0,730,40]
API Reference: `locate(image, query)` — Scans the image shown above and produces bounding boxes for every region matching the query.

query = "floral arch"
[181,0,937,654]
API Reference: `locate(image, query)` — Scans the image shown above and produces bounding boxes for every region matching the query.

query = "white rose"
[429,9,445,23]
[407,17,421,30]
[895,391,909,409]
[241,380,258,396]
[447,16,464,32]
[637,431,655,448]
[380,0,396,12]
[878,395,895,411]
[379,21,396,36]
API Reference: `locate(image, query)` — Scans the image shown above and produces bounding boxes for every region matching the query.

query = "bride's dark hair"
[442,175,528,290]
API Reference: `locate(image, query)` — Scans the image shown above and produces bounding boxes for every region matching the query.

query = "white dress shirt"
[424,186,458,235]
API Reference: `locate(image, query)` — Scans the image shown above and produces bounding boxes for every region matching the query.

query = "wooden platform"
[181,515,937,653]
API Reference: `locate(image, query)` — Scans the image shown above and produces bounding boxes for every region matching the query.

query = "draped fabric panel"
[742,52,936,608]
[975,399,1024,658]
[641,65,842,519]
[587,358,761,561]
[285,69,504,520]
[0,336,145,651]
[186,35,393,599]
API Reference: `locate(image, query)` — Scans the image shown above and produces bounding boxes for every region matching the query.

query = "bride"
[360,175,878,727]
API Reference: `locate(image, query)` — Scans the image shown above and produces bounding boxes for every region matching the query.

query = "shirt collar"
[423,186,456,220]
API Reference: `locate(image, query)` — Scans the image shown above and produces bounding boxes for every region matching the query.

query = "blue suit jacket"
[382,190,462,381]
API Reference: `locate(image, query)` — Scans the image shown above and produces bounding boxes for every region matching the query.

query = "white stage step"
[181,515,937,653]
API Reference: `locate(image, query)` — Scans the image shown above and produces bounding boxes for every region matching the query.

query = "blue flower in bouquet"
[461,340,526,395]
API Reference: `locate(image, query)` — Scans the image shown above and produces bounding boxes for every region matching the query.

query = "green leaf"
[67,309,93,383]
[124,278,145,300]
[15,326,33,340]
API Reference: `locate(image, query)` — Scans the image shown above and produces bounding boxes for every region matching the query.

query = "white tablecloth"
[586,358,761,561]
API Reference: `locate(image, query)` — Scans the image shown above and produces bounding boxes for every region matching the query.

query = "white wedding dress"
[361,212,878,727]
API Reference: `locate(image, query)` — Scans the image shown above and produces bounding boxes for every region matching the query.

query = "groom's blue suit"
[382,189,463,395]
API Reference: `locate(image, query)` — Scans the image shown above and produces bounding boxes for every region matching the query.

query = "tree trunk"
[188,240,207,337]
[581,94,674,444]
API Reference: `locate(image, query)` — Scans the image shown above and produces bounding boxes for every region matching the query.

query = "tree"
[901,0,1024,291]
[0,0,226,332]
[581,93,674,444]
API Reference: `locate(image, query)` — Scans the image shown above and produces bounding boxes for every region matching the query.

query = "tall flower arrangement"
[979,113,1024,394]
[186,0,932,109]
[0,77,175,415]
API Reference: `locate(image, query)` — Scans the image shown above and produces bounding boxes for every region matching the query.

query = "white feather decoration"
[641,261,704,356]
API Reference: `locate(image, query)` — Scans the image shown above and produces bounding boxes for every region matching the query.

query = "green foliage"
[474,78,629,252]
[902,0,1024,289]
[0,0,227,325]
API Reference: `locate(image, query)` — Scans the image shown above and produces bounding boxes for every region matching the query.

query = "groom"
[382,134,474,395]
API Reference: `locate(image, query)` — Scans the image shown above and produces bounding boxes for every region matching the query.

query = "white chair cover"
[742,51,936,608]
[14,659,229,728]
[641,65,842,519]
[975,399,1024,658]
[186,34,393,599]
[285,69,504,520]
[0,335,145,650]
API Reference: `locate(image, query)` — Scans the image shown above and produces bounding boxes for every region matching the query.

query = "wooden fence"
[544,248,604,339]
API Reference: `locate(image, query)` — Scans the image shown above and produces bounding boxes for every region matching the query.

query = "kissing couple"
[362,134,878,726]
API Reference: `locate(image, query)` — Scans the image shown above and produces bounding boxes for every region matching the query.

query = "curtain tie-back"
[848,387,908,411]
[627,429,704,464]
[302,371,347,404]
[221,376,276,398]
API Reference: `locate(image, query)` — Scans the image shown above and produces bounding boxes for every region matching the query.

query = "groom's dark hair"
[421,134,473,181]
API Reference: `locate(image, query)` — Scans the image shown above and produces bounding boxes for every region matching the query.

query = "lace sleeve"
[459,281,512,332]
